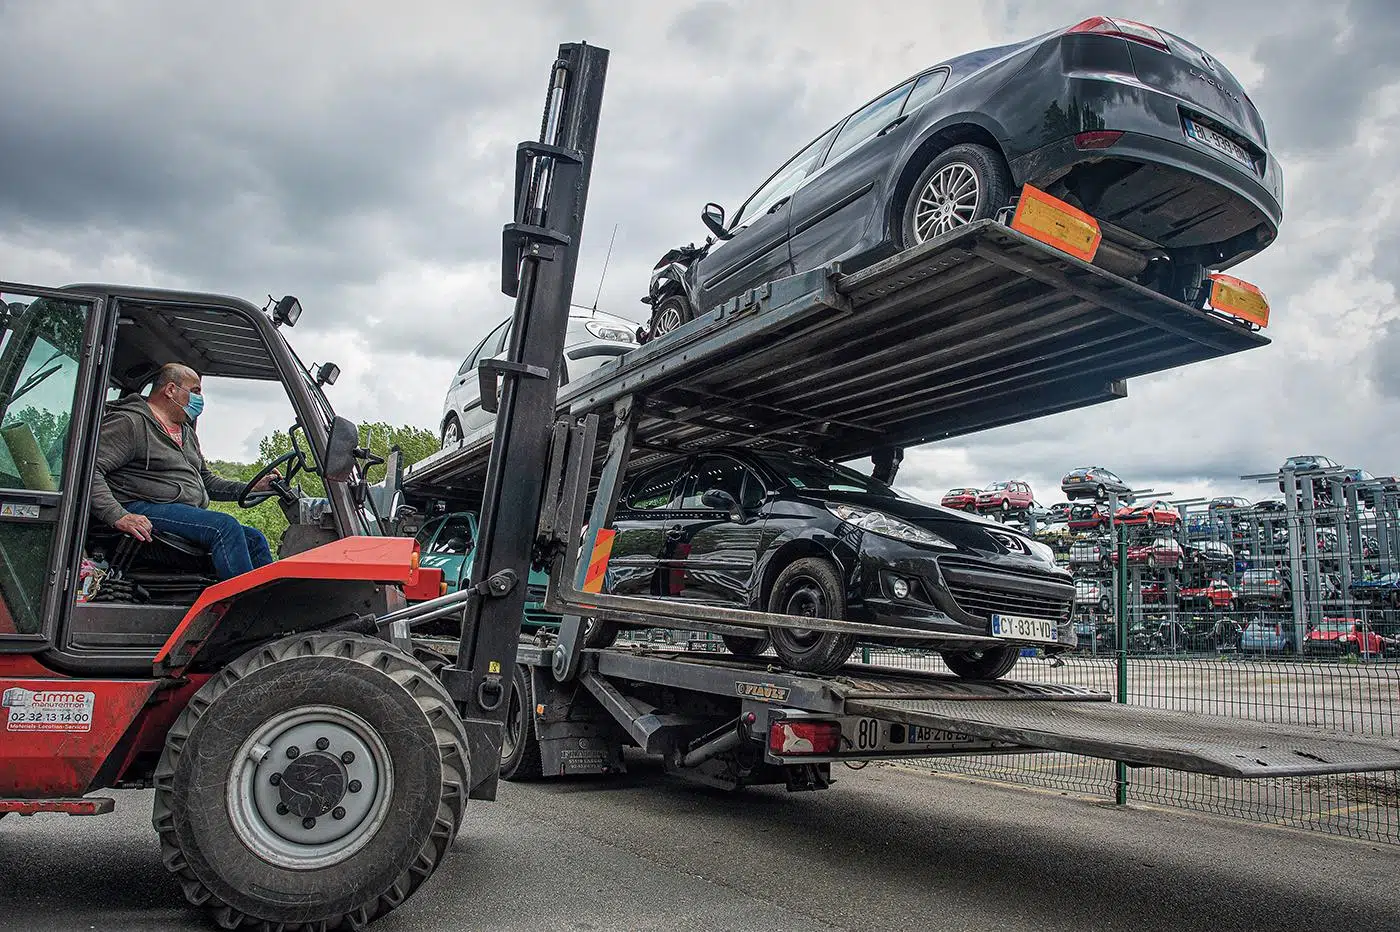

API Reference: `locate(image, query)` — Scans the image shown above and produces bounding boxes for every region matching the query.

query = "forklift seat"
[85,525,218,604]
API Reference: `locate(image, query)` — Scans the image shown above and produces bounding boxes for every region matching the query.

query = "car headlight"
[585,320,636,343]
[1026,538,1057,566]
[825,503,955,549]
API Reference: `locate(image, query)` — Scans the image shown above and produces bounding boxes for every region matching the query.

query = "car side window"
[680,456,766,511]
[732,124,841,230]
[823,80,916,167]
[429,514,475,554]
[467,319,510,371]
[623,462,688,511]
[901,69,949,114]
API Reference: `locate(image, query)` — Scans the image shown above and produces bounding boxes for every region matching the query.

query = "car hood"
[811,491,1056,561]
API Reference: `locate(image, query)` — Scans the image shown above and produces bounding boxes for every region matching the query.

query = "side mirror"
[322,416,360,482]
[445,537,471,554]
[315,361,340,386]
[701,488,745,521]
[273,295,303,328]
[701,202,732,241]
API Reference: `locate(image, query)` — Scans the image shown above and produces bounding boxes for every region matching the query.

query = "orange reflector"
[582,528,616,594]
[1010,184,1101,263]
[1208,273,1270,328]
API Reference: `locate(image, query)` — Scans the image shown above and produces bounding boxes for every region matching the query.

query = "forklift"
[0,41,607,930]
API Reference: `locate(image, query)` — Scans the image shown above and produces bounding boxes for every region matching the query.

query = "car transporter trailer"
[396,41,1400,799]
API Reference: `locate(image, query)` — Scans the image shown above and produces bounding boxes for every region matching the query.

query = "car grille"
[939,561,1072,623]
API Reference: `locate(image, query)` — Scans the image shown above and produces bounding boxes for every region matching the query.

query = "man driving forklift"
[90,362,280,580]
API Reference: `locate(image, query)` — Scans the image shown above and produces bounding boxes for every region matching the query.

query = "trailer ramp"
[846,696,1400,778]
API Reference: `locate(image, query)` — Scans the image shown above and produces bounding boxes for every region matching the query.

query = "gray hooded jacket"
[90,394,242,526]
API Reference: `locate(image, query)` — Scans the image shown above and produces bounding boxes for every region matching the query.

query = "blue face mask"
[182,388,205,422]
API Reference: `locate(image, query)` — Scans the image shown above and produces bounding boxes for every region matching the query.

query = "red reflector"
[1074,130,1124,149]
[769,720,841,756]
[1067,15,1170,50]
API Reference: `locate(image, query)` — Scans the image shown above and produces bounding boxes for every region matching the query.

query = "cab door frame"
[0,281,108,653]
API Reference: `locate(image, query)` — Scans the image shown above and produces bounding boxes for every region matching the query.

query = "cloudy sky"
[2,0,1396,507]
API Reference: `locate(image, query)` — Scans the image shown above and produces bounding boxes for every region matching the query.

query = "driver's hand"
[252,469,282,493]
[114,513,154,542]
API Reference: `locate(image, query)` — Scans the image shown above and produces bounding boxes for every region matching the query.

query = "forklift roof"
[63,284,282,389]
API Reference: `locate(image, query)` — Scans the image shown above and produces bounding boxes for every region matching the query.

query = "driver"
[90,363,280,581]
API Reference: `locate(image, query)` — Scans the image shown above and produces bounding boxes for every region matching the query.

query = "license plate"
[1185,118,1252,168]
[991,613,1059,643]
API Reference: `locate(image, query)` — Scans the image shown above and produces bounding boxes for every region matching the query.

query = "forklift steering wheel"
[238,449,304,508]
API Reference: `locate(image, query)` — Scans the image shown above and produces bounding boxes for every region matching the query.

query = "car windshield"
[986,481,1008,491]
[1317,620,1356,633]
[755,453,898,497]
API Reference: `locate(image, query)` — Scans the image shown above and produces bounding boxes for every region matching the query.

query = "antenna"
[570,223,620,317]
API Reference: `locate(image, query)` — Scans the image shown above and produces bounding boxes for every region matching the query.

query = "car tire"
[1099,596,1110,614]
[766,558,857,675]
[900,143,1013,248]
[500,664,543,782]
[721,633,771,658]
[1095,484,1106,501]
[582,617,620,650]
[441,414,463,448]
[649,294,693,340]
[1169,259,1209,307]
[152,633,468,931]
[940,644,1020,680]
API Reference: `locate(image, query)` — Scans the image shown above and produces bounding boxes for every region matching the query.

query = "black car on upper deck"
[643,15,1282,339]
[603,448,1075,677]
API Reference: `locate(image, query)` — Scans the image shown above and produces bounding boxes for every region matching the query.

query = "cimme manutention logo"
[3,687,90,707]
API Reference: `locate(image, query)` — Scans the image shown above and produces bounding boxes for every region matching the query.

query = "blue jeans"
[124,501,273,581]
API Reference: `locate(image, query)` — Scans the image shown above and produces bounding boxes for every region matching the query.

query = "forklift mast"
[442,42,608,800]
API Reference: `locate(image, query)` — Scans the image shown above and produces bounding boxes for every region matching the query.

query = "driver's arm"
[91,413,137,526]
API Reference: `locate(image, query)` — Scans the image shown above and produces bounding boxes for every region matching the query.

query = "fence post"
[1115,512,1129,805]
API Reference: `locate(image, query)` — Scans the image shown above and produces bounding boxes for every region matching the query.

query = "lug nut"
[341,751,355,765]
[276,803,289,815]
[332,807,347,821]
[316,737,330,751]
[348,780,362,794]
[302,817,316,830]
[286,746,300,759]
[269,772,282,786]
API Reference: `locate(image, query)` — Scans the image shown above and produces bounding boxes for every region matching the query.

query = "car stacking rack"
[404,215,1268,501]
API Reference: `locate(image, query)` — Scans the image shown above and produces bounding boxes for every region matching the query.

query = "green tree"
[209,422,440,551]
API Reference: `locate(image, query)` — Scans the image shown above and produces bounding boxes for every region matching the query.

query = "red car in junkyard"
[1303,618,1394,656]
[1180,579,1236,610]
[940,487,981,511]
[1140,582,1169,604]
[1127,537,1185,568]
[975,480,1035,515]
[1115,499,1181,528]
[1068,502,1111,531]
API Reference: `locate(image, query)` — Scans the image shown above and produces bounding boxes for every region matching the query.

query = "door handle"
[877,115,908,137]
[665,524,684,541]
[766,196,791,215]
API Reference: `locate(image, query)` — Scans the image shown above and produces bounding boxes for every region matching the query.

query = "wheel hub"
[277,753,348,818]
[228,706,394,870]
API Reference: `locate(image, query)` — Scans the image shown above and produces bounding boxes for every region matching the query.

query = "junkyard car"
[1061,466,1132,502]
[646,15,1280,337]
[604,448,1074,677]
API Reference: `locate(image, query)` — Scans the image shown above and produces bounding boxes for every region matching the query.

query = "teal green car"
[415,511,560,629]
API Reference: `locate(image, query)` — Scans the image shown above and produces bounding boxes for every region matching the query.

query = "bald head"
[147,363,203,425]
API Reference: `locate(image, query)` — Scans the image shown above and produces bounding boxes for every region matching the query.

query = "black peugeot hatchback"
[603,448,1076,677]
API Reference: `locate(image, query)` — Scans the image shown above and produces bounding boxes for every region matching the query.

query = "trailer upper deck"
[406,219,1267,502]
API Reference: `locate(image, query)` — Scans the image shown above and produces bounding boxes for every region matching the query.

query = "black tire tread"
[501,664,544,782]
[766,558,858,675]
[152,633,469,931]
[941,644,1021,680]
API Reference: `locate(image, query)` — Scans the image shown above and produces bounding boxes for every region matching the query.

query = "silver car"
[440,310,637,445]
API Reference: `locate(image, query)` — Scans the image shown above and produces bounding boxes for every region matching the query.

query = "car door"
[694,126,841,315]
[788,73,934,275]
[665,455,770,606]
[420,512,477,592]
[607,460,689,597]
[0,283,102,649]
[459,318,513,432]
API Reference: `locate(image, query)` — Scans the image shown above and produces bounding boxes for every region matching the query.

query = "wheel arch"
[885,117,1012,241]
[752,536,848,611]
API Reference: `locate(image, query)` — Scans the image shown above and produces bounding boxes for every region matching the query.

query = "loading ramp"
[405,218,1267,502]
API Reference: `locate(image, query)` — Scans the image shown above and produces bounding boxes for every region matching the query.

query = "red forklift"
[0,42,610,930]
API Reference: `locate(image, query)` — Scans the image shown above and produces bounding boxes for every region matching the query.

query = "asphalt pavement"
[3,759,1398,931]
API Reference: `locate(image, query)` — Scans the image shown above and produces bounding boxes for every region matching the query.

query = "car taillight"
[1074,130,1124,149]
[1066,15,1170,51]
[769,720,841,756]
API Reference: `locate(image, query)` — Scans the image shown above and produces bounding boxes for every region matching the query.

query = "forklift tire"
[766,558,857,675]
[152,632,470,931]
[501,664,543,781]
[940,644,1020,680]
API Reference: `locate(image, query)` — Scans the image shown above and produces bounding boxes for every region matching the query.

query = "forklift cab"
[0,281,401,674]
